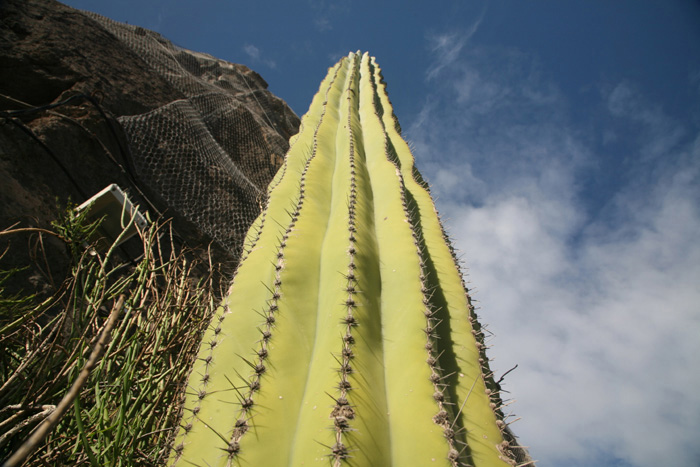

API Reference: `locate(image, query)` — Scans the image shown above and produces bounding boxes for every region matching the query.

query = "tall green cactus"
[170,52,521,467]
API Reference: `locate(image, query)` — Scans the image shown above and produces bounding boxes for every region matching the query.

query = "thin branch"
[3,294,125,467]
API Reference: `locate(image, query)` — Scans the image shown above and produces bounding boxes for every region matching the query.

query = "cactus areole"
[171,52,520,467]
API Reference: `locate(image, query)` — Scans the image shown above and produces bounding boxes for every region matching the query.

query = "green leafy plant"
[171,52,524,467]
[50,201,104,263]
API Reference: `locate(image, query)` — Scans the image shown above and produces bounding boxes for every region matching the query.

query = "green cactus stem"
[170,52,519,467]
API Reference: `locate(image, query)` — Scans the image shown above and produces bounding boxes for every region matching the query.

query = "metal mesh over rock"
[84,11,297,257]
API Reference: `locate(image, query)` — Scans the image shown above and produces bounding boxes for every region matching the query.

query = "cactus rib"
[170,52,518,467]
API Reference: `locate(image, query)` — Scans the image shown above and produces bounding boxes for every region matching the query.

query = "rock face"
[0,0,300,294]
[0,2,298,463]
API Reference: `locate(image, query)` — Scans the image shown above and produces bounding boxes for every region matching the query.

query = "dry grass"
[0,207,219,466]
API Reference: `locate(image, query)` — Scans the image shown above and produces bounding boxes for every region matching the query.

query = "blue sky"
[62,1,700,465]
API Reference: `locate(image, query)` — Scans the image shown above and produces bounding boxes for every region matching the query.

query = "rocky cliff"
[0,0,300,294]
[0,1,301,463]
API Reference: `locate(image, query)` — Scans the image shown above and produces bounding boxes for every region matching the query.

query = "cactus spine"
[171,52,518,467]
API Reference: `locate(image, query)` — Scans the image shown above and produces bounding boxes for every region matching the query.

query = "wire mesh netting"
[0,3,304,464]
[85,12,296,258]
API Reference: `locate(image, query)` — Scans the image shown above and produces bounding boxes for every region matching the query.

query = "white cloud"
[242,43,277,69]
[315,17,332,32]
[243,43,260,61]
[426,5,486,80]
[426,32,468,80]
[606,81,686,160]
[407,34,700,467]
[307,0,347,32]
